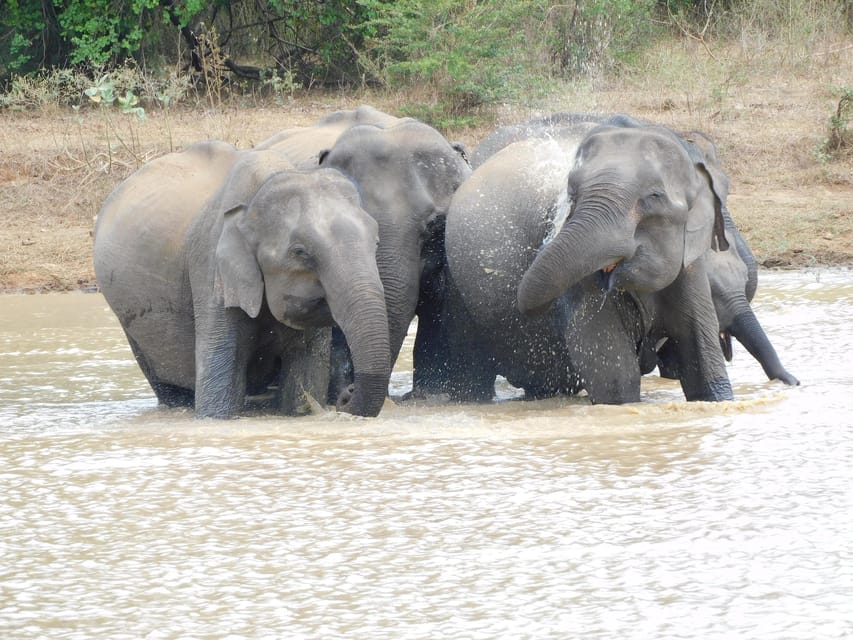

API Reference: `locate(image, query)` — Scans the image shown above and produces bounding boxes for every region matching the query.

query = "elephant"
[255,107,472,403]
[514,120,741,402]
[657,131,799,386]
[416,116,742,404]
[93,141,391,418]
[414,130,642,403]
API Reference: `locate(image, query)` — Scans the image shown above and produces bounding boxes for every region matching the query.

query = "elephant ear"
[450,141,470,165]
[214,204,264,318]
[683,161,730,268]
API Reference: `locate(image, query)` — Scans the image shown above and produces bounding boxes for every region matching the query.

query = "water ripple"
[1,274,852,639]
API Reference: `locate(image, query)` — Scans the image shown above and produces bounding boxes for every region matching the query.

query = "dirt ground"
[1,42,852,292]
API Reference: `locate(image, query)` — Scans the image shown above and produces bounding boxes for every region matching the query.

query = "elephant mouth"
[275,297,333,330]
[599,261,622,292]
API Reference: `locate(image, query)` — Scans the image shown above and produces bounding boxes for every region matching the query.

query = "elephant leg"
[408,274,496,401]
[522,378,572,400]
[194,306,255,419]
[660,264,733,402]
[441,284,498,402]
[562,288,642,404]
[124,330,194,407]
[655,338,681,380]
[326,327,354,406]
[411,296,450,398]
[278,327,333,415]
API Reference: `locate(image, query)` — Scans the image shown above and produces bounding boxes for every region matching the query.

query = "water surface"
[1,269,851,639]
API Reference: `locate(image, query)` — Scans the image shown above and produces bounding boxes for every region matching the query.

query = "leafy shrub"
[546,0,657,77]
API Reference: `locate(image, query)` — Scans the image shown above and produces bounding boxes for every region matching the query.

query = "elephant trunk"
[326,275,392,417]
[518,199,633,315]
[376,241,421,364]
[728,308,799,385]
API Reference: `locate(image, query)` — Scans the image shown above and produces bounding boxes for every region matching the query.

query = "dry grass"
[1,35,851,292]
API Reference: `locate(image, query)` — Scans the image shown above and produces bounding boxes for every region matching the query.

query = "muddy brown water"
[1,269,851,639]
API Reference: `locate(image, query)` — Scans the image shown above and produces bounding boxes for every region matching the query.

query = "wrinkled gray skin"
[254,107,471,404]
[319,120,472,395]
[94,141,391,418]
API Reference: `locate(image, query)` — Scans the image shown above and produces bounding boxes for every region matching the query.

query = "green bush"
[354,0,658,127]
[546,0,657,76]
[0,1,370,87]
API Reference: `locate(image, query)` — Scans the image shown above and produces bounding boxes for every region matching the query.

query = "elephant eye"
[289,244,311,262]
[639,190,667,214]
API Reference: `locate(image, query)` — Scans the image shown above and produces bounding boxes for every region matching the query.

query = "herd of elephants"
[92,105,799,419]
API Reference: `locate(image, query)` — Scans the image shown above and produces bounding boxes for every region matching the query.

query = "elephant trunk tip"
[517,269,558,317]
[335,371,390,417]
[774,371,800,387]
[516,292,551,317]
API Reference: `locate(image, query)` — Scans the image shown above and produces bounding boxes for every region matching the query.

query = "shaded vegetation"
[2,1,850,129]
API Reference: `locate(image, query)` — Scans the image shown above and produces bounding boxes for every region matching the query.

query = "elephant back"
[94,140,240,289]
[254,105,405,167]
[446,137,581,326]
[471,112,639,169]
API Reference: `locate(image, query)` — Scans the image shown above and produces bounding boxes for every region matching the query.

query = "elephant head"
[254,104,409,167]
[705,232,799,385]
[318,120,472,366]
[214,169,392,417]
[517,125,729,314]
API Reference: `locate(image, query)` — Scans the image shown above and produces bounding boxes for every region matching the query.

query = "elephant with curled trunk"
[416,129,646,403]
[94,141,391,418]
[514,122,738,402]
[463,117,797,391]
[417,117,745,404]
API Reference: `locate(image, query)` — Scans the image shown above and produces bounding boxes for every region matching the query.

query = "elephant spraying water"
[416,114,796,404]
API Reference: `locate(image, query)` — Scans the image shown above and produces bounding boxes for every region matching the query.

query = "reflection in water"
[1,270,852,639]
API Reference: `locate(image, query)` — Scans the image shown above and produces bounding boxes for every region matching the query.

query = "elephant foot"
[336,384,355,412]
[152,382,194,408]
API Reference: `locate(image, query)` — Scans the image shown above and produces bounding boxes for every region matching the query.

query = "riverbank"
[2,38,851,292]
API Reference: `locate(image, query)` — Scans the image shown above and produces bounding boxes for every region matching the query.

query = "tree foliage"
[0,0,372,84]
[1,0,850,111]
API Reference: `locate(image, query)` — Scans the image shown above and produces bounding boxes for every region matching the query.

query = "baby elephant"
[94,141,391,418]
